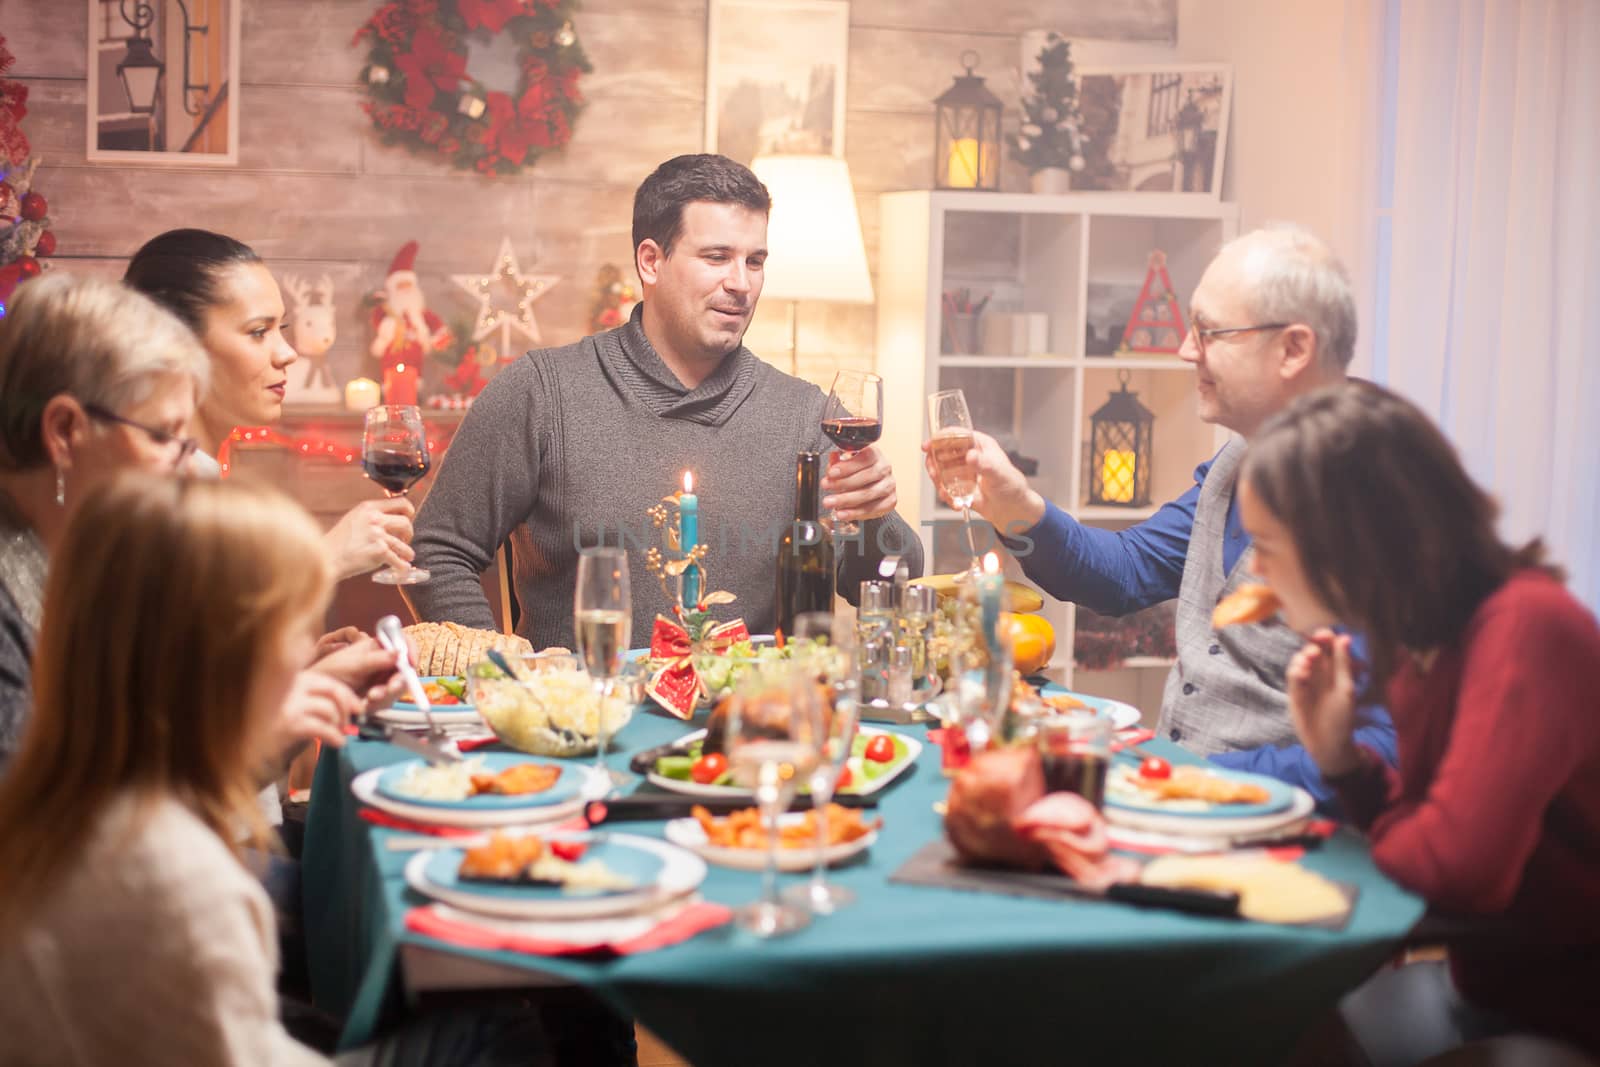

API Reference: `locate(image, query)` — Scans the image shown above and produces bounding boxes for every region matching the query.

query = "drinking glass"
[574,547,631,791]
[362,404,430,585]
[724,660,824,937]
[1036,708,1112,809]
[927,388,981,566]
[782,613,860,915]
[820,370,884,537]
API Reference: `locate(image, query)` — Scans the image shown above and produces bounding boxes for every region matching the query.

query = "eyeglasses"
[83,403,199,467]
[1189,322,1292,357]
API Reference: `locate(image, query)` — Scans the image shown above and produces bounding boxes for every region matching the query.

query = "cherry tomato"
[864,735,896,763]
[835,765,854,790]
[690,752,729,784]
[1139,756,1172,779]
[550,839,587,863]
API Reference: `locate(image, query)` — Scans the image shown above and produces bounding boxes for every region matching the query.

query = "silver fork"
[375,614,458,761]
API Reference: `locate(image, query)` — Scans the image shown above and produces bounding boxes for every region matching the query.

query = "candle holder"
[641,488,749,720]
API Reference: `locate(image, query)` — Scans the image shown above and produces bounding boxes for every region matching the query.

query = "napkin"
[405,898,732,957]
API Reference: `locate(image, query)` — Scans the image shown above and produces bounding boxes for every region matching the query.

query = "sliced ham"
[943,746,1050,870]
[945,746,1141,890]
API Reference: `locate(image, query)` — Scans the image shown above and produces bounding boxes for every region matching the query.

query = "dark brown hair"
[631,154,770,258]
[1242,380,1560,693]
[124,228,262,333]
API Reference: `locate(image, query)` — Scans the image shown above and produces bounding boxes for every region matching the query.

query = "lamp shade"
[751,155,874,305]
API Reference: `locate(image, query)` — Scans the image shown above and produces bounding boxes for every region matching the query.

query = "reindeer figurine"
[281,273,343,404]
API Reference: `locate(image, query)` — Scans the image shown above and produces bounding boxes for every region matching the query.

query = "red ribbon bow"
[644,614,750,720]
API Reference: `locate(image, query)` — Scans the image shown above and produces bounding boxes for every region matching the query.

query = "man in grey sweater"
[408,155,921,649]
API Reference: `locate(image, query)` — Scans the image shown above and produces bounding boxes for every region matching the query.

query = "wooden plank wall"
[3,0,1174,390]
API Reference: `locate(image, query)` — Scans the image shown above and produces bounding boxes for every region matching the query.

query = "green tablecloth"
[303,706,1424,1066]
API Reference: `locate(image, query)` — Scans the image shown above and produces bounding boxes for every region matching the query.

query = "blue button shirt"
[1002,449,1398,812]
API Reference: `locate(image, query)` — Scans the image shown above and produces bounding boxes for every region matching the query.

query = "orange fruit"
[1007,613,1056,675]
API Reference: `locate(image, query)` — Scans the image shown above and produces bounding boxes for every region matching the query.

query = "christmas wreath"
[355,0,591,176]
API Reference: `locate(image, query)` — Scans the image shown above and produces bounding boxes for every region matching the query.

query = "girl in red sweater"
[1238,381,1600,1065]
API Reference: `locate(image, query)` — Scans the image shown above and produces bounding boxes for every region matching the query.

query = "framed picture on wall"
[705,0,849,166]
[1072,64,1230,197]
[85,0,241,164]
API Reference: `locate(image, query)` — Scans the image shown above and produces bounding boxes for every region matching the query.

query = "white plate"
[352,765,603,828]
[1103,782,1315,837]
[643,726,922,800]
[372,706,486,728]
[403,831,707,919]
[663,813,877,872]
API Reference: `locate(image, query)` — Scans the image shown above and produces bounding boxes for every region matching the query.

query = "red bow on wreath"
[396,28,467,109]
[644,615,751,720]
[458,0,524,32]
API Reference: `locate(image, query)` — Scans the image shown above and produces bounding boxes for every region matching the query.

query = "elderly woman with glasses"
[0,273,208,763]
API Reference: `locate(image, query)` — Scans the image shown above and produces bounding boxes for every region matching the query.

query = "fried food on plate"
[470,763,562,796]
[1131,765,1271,805]
[691,803,881,850]
[1211,584,1282,629]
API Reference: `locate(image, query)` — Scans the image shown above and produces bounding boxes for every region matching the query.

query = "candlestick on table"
[679,471,700,609]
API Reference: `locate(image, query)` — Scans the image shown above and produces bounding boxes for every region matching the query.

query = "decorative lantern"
[933,50,1003,191]
[117,34,165,115]
[1088,371,1154,507]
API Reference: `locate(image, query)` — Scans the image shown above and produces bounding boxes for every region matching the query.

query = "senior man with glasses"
[923,224,1396,808]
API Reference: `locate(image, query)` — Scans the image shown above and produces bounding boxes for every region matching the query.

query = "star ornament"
[451,236,561,354]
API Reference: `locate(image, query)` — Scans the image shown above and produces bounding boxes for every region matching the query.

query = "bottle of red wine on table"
[774,451,835,645]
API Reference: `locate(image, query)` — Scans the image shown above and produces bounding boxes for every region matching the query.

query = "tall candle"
[679,471,699,609]
[978,551,1003,650]
[1101,449,1136,504]
[947,138,980,188]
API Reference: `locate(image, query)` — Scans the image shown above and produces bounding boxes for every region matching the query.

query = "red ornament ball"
[17,256,41,279]
[20,192,47,222]
[33,230,56,257]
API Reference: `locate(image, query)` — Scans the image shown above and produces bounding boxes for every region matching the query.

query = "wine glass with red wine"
[820,370,884,536]
[362,404,430,586]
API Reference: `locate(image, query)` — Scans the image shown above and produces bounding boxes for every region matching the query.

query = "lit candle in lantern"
[946,137,981,188]
[1101,449,1137,504]
[343,377,381,412]
[679,471,699,609]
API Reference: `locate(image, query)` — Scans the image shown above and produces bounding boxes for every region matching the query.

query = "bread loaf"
[403,621,533,677]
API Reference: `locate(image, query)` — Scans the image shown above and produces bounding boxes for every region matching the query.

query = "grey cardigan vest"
[1156,438,1304,755]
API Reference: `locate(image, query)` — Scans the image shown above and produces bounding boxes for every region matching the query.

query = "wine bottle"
[774,451,835,644]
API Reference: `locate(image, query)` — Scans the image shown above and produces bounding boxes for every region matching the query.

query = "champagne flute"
[362,404,430,585]
[725,660,824,937]
[927,388,981,567]
[574,547,631,791]
[782,612,860,915]
[820,370,884,537]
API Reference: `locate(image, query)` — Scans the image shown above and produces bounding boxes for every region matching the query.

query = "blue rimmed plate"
[392,675,477,714]
[1105,762,1295,820]
[1037,684,1142,732]
[376,752,580,810]
[403,831,706,919]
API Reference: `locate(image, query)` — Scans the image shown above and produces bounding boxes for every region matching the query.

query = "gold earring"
[55,466,65,507]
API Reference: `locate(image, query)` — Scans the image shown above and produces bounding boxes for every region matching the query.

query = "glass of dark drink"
[362,404,431,585]
[1036,709,1112,809]
[820,370,883,537]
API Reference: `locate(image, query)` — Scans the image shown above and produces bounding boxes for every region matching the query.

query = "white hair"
[1223,223,1357,371]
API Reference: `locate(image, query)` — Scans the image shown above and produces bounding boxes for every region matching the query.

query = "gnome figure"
[369,240,451,406]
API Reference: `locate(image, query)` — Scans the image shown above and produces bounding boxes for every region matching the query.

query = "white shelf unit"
[876,190,1237,692]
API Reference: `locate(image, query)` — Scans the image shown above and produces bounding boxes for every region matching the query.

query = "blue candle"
[679,471,699,609]
[978,552,1003,650]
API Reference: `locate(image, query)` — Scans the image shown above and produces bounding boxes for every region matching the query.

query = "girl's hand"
[1286,629,1362,777]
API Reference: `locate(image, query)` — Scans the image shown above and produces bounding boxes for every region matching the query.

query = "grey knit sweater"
[408,309,923,649]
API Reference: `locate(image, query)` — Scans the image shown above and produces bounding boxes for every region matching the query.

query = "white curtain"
[1375,0,1600,607]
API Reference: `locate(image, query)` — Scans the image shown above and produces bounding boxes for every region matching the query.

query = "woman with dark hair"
[1238,380,1600,1063]
[125,229,416,581]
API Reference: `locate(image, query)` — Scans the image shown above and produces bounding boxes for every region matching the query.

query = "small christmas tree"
[0,35,54,309]
[1009,33,1087,176]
